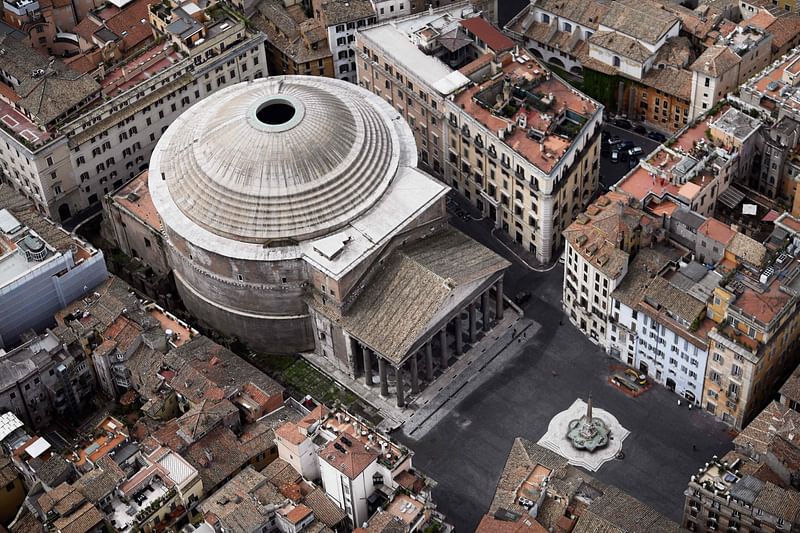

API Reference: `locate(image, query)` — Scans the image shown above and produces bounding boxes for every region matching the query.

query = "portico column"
[468,303,477,343]
[425,342,434,380]
[495,279,504,320]
[454,314,464,355]
[362,346,374,387]
[349,337,361,378]
[481,291,490,329]
[409,355,419,394]
[439,328,449,369]
[395,366,405,407]
[378,357,389,397]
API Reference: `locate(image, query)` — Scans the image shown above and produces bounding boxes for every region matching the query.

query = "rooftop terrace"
[101,44,183,98]
[454,54,599,175]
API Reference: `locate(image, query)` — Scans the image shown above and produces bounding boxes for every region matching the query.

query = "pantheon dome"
[149,76,445,353]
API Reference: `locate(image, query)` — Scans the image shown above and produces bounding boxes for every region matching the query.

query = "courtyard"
[397,213,734,531]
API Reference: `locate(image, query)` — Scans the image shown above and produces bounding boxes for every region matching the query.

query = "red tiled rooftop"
[453,57,598,175]
[114,171,161,230]
[648,199,679,216]
[616,166,680,201]
[105,0,153,51]
[104,314,142,350]
[733,279,791,326]
[147,306,191,347]
[698,218,735,245]
[275,422,306,446]
[285,504,312,524]
[780,214,800,233]
[460,17,514,52]
[319,435,378,480]
[0,99,52,146]
[101,46,182,97]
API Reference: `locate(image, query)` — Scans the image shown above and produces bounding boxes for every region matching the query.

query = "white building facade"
[608,297,708,402]
[563,239,626,347]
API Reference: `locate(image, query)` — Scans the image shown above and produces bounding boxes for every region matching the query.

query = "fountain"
[566,396,610,452]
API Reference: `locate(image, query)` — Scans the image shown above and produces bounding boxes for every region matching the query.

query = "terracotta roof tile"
[459,17,514,51]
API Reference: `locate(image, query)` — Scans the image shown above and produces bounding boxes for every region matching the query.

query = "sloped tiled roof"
[0,33,99,125]
[532,0,610,30]
[304,487,347,528]
[690,45,741,77]
[328,227,508,364]
[589,31,652,62]
[572,485,685,532]
[600,0,679,43]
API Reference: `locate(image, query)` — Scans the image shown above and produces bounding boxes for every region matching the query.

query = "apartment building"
[356,2,485,179]
[689,26,772,119]
[253,0,334,77]
[683,400,800,532]
[312,0,376,82]
[0,16,266,223]
[608,249,717,403]
[480,438,684,532]
[360,4,602,263]
[0,187,107,349]
[505,0,696,132]
[614,106,759,219]
[703,248,800,429]
[274,405,441,530]
[0,330,95,430]
[445,53,603,263]
[563,193,664,346]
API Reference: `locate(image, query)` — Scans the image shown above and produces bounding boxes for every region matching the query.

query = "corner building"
[149,77,509,402]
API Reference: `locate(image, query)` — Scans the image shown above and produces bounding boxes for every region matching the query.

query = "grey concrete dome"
[153,76,402,243]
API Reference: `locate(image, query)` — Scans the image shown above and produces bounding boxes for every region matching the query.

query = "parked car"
[625,368,647,386]
[610,150,619,163]
[647,131,667,142]
[614,118,633,129]
[633,124,647,135]
[513,291,532,306]
[627,146,643,157]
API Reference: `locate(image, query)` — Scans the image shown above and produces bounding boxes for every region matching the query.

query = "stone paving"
[301,310,528,433]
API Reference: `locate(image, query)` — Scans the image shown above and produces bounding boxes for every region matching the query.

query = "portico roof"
[315,227,509,364]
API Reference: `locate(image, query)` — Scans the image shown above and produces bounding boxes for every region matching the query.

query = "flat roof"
[360,22,469,95]
[454,55,599,175]
[26,436,51,458]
